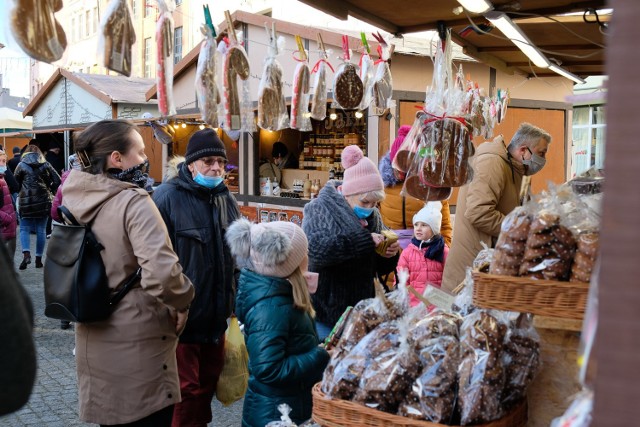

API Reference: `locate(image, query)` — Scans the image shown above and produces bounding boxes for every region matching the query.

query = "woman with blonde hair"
[226,218,329,427]
[302,145,400,340]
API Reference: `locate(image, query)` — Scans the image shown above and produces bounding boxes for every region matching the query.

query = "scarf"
[411,235,445,263]
[107,159,152,191]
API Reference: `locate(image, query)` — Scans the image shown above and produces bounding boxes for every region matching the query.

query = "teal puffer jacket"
[235,268,329,427]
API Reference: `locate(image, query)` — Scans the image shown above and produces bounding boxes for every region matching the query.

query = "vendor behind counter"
[259,141,298,187]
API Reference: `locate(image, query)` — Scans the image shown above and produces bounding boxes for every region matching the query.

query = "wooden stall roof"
[24,68,156,117]
[297,0,608,78]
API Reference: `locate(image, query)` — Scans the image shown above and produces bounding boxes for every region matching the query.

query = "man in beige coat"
[442,123,551,292]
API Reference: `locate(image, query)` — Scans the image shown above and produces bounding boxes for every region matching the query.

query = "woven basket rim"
[312,383,527,427]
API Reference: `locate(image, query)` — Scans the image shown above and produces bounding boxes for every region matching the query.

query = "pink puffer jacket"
[0,177,17,241]
[397,242,449,307]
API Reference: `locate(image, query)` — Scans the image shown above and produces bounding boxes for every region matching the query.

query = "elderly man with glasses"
[153,129,240,427]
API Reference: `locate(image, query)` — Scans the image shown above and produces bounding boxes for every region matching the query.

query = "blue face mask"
[0,166,6,174]
[353,205,374,219]
[194,172,223,188]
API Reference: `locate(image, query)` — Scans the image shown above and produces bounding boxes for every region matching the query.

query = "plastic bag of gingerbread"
[290,35,312,132]
[10,0,67,64]
[99,0,136,77]
[490,206,533,276]
[371,32,393,114]
[331,36,363,110]
[195,8,221,127]
[501,313,541,411]
[257,24,288,131]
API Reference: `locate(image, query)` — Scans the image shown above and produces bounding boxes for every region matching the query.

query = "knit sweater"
[302,181,398,326]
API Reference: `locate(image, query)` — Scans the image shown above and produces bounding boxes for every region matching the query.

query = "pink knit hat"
[341,145,384,197]
[226,219,308,278]
[389,125,412,163]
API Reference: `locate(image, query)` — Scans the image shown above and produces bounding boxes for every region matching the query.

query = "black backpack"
[43,206,140,323]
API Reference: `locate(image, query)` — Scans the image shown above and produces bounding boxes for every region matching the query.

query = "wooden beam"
[506,60,604,67]
[500,0,607,19]
[478,44,601,52]
[450,32,525,77]
[297,0,399,34]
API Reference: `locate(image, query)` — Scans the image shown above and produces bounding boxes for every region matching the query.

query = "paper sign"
[423,285,457,311]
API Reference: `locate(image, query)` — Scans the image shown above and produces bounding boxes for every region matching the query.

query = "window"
[78,13,84,40]
[86,10,91,37]
[174,26,183,64]
[132,0,137,17]
[571,105,606,176]
[93,7,98,33]
[145,2,153,18]
[144,37,152,78]
[71,17,75,41]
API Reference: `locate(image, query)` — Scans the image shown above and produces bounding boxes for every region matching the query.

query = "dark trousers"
[171,341,225,427]
[100,404,174,427]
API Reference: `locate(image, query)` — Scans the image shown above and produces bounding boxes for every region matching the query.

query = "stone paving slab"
[0,236,243,426]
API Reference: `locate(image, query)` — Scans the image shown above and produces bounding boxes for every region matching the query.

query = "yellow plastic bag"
[216,316,249,406]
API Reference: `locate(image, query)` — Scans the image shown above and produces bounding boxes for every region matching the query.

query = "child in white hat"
[396,201,449,307]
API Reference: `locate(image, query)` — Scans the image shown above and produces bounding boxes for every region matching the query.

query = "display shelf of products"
[299,132,366,172]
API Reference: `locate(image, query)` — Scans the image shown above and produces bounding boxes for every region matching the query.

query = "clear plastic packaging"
[372,33,393,114]
[221,12,255,132]
[10,0,67,64]
[265,403,298,427]
[358,51,375,111]
[257,26,288,131]
[332,36,363,110]
[353,320,420,414]
[473,241,494,273]
[290,62,312,131]
[451,268,477,317]
[99,0,136,77]
[490,207,532,276]
[550,389,593,427]
[457,310,508,425]
[571,231,599,282]
[500,313,541,410]
[310,52,330,121]
[195,23,221,127]
[156,0,177,117]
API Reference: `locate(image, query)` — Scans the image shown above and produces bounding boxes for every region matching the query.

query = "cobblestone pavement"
[0,236,243,426]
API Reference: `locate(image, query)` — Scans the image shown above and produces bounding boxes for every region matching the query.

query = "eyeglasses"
[200,157,228,167]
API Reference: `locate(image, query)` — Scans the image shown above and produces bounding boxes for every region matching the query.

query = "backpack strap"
[57,206,80,226]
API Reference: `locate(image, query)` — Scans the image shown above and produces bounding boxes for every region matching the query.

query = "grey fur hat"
[226,218,308,278]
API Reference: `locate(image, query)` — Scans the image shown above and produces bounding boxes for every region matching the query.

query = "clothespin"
[317,33,327,58]
[203,4,216,37]
[437,20,447,51]
[224,10,237,45]
[360,32,371,55]
[295,35,308,62]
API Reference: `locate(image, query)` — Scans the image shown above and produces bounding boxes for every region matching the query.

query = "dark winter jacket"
[14,152,60,219]
[0,176,17,241]
[3,168,19,195]
[302,181,399,327]
[153,162,240,344]
[235,268,329,427]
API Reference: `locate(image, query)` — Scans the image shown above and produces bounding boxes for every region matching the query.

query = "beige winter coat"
[61,171,194,425]
[442,138,526,292]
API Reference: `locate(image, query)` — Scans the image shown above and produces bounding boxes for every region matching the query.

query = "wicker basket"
[312,383,527,427]
[472,271,588,320]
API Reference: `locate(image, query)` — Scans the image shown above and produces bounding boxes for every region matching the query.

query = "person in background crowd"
[227,219,329,427]
[303,145,400,340]
[442,122,551,292]
[0,240,36,416]
[8,146,21,174]
[50,154,81,331]
[396,202,449,307]
[258,141,297,187]
[62,119,194,427]
[379,124,452,249]
[153,129,240,427]
[45,141,65,176]
[0,151,18,258]
[14,145,60,270]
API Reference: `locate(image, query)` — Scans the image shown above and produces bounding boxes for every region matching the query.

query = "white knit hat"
[412,202,443,235]
[226,218,308,278]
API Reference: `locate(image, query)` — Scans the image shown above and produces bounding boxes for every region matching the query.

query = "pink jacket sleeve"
[50,171,70,222]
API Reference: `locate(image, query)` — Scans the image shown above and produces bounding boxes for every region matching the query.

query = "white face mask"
[523,147,546,175]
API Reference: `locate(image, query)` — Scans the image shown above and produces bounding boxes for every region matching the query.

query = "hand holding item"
[371,233,385,246]
[384,241,400,258]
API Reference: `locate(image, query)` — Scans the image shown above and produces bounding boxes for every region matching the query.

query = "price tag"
[423,285,456,311]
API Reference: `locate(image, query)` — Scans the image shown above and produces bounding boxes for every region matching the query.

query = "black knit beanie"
[184,129,227,164]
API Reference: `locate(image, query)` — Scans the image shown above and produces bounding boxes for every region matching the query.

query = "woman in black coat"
[14,145,60,269]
